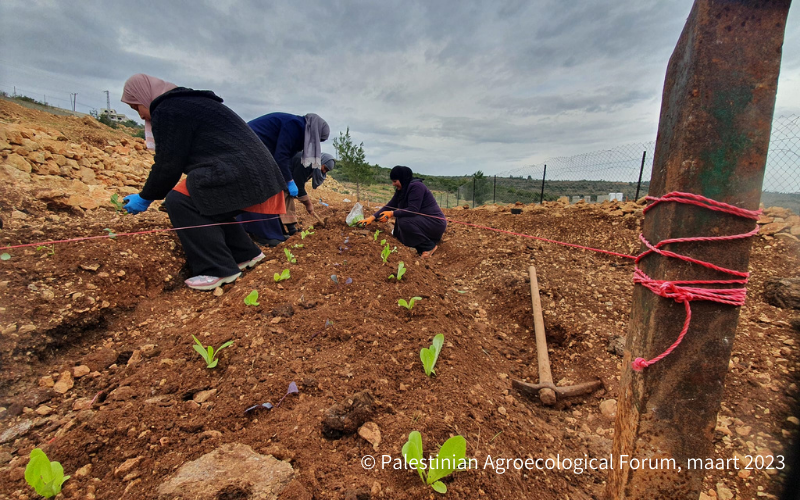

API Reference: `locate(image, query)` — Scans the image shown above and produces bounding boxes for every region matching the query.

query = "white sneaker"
[238,252,265,270]
[185,273,241,291]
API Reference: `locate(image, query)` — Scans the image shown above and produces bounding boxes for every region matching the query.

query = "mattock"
[311,212,327,227]
[512,265,602,406]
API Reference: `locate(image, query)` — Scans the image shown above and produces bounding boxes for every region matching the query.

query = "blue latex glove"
[286,179,299,197]
[123,194,152,214]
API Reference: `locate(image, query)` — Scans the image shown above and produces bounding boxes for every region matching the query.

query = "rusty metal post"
[634,151,646,201]
[540,164,546,204]
[608,1,790,499]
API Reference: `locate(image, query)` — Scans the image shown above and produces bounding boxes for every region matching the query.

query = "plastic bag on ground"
[346,203,364,226]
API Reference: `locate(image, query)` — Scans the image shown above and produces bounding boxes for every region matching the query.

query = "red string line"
[630,192,760,371]
[381,206,637,260]
[0,215,283,251]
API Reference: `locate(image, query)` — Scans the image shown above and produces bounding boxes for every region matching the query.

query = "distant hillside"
[330,166,651,204]
[0,94,89,118]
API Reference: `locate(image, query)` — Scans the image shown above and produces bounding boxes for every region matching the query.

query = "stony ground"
[0,99,799,500]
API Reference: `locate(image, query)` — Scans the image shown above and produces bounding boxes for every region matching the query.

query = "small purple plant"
[275,382,299,408]
[311,319,333,341]
[245,381,299,413]
[245,402,273,413]
[331,275,352,286]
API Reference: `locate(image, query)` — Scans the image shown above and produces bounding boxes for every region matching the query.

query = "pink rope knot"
[630,192,759,371]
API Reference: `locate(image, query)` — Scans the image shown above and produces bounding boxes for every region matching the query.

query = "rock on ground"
[158,443,294,499]
[322,391,375,439]
[764,277,800,309]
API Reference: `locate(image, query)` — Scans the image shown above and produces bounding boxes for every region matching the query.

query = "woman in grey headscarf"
[247,112,330,236]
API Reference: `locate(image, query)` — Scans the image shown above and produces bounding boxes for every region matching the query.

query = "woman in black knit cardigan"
[120,74,286,290]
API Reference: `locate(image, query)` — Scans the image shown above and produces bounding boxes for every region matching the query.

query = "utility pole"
[104,90,110,111]
[608,1,790,499]
[70,93,78,112]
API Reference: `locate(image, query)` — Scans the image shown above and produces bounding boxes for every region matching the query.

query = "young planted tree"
[333,127,373,201]
[471,170,491,206]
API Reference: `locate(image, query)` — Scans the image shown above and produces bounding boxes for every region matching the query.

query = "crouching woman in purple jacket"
[359,166,446,258]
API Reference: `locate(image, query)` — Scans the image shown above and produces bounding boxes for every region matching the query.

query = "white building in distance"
[99,108,128,122]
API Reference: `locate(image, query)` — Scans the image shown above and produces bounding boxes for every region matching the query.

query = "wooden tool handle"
[529,265,556,405]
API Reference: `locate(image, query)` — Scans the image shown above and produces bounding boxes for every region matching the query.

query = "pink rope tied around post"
[631,191,761,371]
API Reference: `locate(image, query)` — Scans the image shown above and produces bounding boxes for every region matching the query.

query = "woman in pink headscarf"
[120,74,286,290]
[121,74,176,150]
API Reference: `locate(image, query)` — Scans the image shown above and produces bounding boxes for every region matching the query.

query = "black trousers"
[164,191,261,277]
[414,238,437,254]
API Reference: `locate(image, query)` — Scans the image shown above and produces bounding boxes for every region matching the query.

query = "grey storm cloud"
[1,0,798,177]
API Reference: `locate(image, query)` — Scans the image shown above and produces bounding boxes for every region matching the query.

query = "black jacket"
[140,88,286,215]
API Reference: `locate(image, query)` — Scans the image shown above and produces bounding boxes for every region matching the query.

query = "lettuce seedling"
[284,248,296,264]
[420,334,444,377]
[292,243,304,249]
[389,261,406,281]
[110,193,124,213]
[398,296,422,310]
[348,215,364,226]
[300,226,315,239]
[381,244,391,265]
[25,448,70,498]
[192,335,234,369]
[373,229,381,241]
[244,290,259,306]
[0,253,10,261]
[36,244,55,256]
[380,239,386,245]
[104,228,117,240]
[401,431,467,494]
[274,269,291,282]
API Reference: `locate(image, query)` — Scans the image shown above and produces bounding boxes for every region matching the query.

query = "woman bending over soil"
[359,166,446,258]
[120,74,285,290]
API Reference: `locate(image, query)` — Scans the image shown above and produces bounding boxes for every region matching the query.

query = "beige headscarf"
[121,74,177,150]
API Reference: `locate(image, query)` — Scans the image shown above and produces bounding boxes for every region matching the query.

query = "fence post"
[634,150,647,201]
[456,187,460,207]
[539,164,546,204]
[608,1,789,498]
[493,175,496,204]
[446,192,449,208]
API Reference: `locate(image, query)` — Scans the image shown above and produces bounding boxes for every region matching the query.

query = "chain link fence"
[433,114,799,211]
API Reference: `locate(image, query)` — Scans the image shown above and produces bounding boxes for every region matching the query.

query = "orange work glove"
[378,210,394,222]
[357,215,375,227]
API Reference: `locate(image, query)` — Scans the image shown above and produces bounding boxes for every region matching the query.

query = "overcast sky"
[1,1,798,179]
